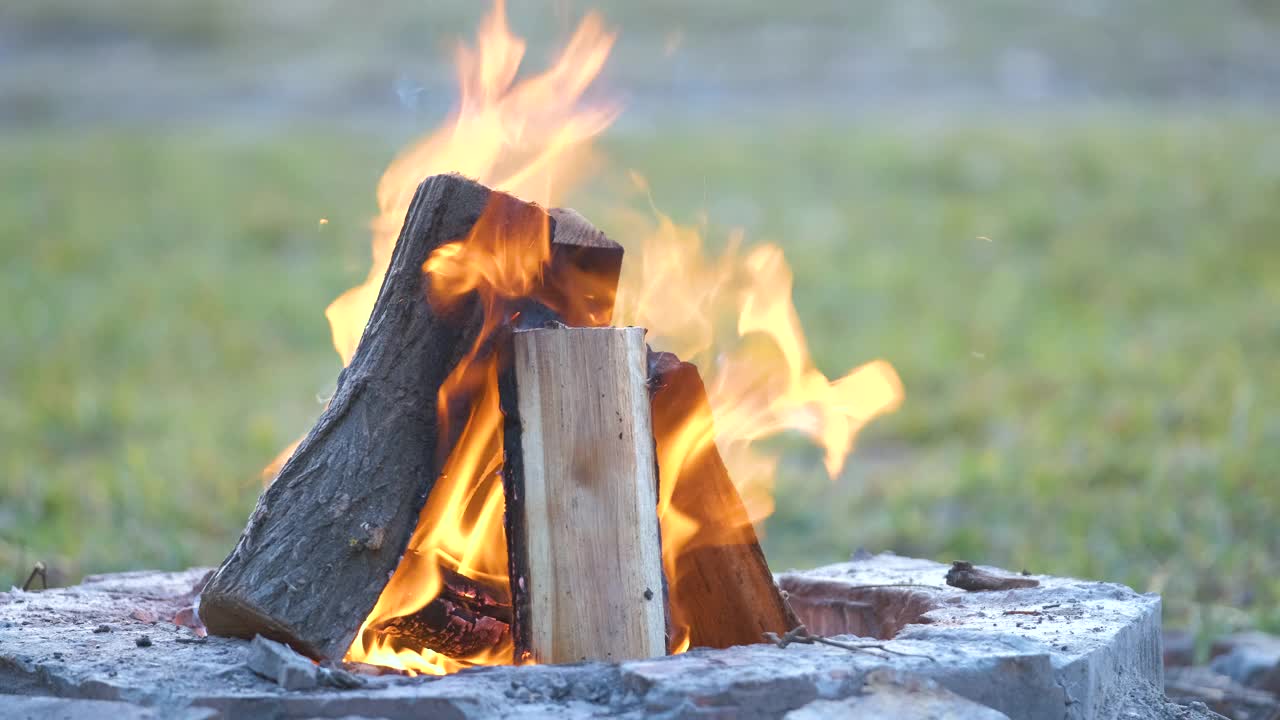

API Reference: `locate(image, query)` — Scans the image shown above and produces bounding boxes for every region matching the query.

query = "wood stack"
[199,173,798,664]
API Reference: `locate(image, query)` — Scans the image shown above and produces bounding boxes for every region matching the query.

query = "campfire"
[197,1,903,676]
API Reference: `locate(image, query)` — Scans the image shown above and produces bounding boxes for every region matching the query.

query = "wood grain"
[502,326,667,663]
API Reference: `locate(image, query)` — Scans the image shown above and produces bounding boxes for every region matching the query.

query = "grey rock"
[1209,631,1280,692]
[320,664,369,689]
[1165,665,1274,720]
[246,634,320,690]
[785,669,1010,719]
[1164,629,1195,668]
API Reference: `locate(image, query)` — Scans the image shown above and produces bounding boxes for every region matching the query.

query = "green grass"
[2,113,1278,638]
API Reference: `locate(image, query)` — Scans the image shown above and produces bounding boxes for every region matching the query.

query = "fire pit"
[1,553,1180,719]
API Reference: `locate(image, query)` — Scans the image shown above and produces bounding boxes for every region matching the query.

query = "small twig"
[21,562,47,591]
[1003,609,1042,616]
[764,625,935,662]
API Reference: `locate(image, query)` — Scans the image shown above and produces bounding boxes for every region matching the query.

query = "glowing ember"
[278,0,904,675]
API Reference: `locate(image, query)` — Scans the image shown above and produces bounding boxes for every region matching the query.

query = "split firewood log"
[500,326,667,664]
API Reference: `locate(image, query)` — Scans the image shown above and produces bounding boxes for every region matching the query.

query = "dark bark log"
[370,567,512,658]
[200,174,494,660]
[647,351,801,650]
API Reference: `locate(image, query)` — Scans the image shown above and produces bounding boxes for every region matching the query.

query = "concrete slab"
[777,553,1167,717]
[784,669,1011,719]
[0,554,1203,719]
[0,696,216,720]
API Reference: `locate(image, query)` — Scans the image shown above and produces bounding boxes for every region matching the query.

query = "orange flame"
[613,205,903,650]
[324,0,616,367]
[292,1,903,674]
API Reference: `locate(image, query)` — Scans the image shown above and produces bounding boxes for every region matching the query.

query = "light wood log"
[501,326,667,664]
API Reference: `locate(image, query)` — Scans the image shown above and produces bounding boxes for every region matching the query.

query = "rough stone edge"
[1,557,1201,719]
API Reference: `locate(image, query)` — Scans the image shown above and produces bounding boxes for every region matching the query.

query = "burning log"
[200,174,492,660]
[370,567,512,659]
[199,174,623,661]
[542,207,622,326]
[500,326,668,663]
[201,170,792,667]
[647,351,801,650]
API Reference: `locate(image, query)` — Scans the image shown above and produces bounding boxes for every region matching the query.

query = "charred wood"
[370,568,512,659]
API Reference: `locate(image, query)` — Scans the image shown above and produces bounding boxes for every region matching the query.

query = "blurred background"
[2,0,1278,647]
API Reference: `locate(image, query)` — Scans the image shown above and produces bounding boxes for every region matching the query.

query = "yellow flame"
[286,0,904,674]
[324,0,617,366]
[351,361,510,675]
[614,208,903,647]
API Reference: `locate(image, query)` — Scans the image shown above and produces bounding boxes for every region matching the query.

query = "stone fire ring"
[1,553,1186,719]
